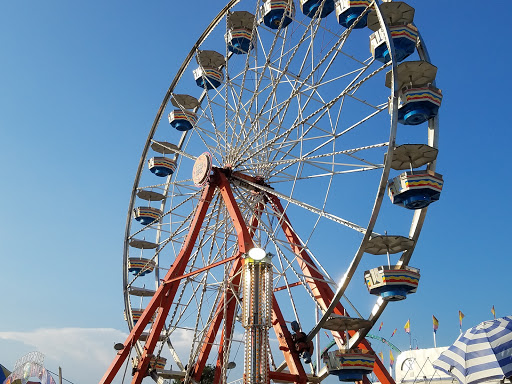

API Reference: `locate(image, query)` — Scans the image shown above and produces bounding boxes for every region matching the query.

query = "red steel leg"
[192,257,244,383]
[193,171,258,382]
[100,182,216,384]
[269,195,396,384]
[212,201,266,384]
[272,294,308,383]
[194,175,308,384]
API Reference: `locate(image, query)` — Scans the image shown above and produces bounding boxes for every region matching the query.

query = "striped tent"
[433,316,512,384]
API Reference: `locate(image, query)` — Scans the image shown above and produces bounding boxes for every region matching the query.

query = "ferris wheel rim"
[122,0,241,342]
[120,1,440,382]
[346,20,440,351]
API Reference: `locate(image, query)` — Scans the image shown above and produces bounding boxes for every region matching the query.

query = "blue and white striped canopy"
[433,316,512,384]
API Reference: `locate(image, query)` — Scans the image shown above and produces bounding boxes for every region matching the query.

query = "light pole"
[242,248,273,384]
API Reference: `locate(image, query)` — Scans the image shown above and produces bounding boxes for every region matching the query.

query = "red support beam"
[269,195,347,337]
[99,182,216,384]
[212,298,237,384]
[212,201,265,384]
[192,257,244,383]
[269,370,304,382]
[216,170,254,254]
[102,169,391,384]
[215,179,309,383]
[271,294,308,383]
[163,254,238,285]
[274,281,302,292]
[193,172,261,383]
[269,195,396,384]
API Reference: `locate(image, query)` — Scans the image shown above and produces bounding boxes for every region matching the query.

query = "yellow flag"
[433,315,439,333]
[404,319,410,334]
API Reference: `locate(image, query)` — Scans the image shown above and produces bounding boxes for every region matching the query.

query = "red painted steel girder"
[100,181,216,384]
[103,169,395,384]
[272,294,308,381]
[193,175,307,383]
[212,201,265,384]
[192,170,256,382]
[269,195,395,384]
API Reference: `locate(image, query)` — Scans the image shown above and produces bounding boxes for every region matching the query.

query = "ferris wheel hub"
[228,170,270,195]
[192,152,212,187]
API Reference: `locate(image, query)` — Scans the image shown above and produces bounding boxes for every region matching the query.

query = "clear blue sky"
[1,1,511,383]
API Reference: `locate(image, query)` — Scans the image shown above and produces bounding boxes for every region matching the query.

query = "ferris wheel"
[101,1,444,383]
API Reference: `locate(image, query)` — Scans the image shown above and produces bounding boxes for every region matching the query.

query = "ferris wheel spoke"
[273,251,309,318]
[149,139,197,161]
[227,70,282,162]
[191,128,226,164]
[345,92,386,111]
[268,156,383,181]
[344,150,384,168]
[226,66,258,163]
[263,144,387,172]
[227,62,331,167]
[266,231,335,301]
[227,9,294,161]
[264,139,384,182]
[226,74,254,149]
[270,104,388,174]
[268,167,382,185]
[260,190,335,278]
[264,94,336,168]
[232,173,370,235]
[235,15,368,161]
[170,232,221,328]
[192,264,244,379]
[160,335,185,371]
[195,102,233,163]
[234,59,390,171]
[226,87,253,149]
[167,277,228,353]
[169,197,228,272]
[259,142,388,171]
[229,11,331,165]
[135,182,167,191]
[168,278,208,336]
[266,55,376,161]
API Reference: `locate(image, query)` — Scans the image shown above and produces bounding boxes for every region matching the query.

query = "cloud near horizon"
[0,327,128,383]
[0,326,248,383]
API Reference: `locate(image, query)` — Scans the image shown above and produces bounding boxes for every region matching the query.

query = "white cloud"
[0,328,128,383]
[0,327,220,383]
[0,326,251,383]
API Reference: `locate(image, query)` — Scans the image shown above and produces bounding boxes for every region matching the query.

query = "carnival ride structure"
[2,352,56,384]
[101,0,444,383]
